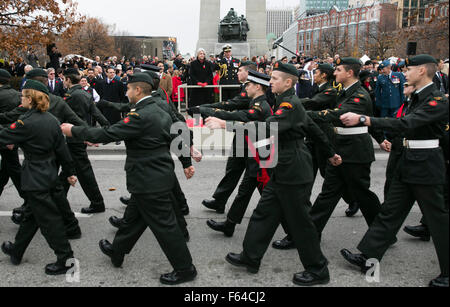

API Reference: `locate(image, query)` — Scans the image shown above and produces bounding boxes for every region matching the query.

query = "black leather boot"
[206,219,236,237]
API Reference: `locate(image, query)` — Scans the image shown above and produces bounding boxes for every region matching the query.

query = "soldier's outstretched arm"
[0,107,27,125]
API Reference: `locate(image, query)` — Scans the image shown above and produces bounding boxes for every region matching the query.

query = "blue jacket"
[375,72,405,110]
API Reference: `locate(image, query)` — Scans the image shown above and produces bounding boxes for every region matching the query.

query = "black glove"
[187,107,201,117]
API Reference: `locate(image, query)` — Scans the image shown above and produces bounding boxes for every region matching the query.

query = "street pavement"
[0,149,439,287]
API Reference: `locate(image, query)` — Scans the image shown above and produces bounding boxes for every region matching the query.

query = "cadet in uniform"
[307,58,382,239]
[216,44,241,101]
[224,62,342,287]
[61,73,197,285]
[340,55,449,288]
[62,68,110,214]
[0,80,77,275]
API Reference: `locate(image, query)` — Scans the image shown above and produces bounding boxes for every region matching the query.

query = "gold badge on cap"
[274,62,279,69]
[406,58,409,65]
[336,58,341,65]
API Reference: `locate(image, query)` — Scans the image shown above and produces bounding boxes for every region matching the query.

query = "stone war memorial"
[197,0,268,59]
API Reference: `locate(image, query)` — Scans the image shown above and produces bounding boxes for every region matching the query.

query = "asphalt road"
[0,152,439,287]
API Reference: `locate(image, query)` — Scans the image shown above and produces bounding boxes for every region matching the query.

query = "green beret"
[0,69,11,79]
[26,68,48,79]
[23,79,50,96]
[405,54,438,67]
[317,63,334,74]
[273,61,298,77]
[240,61,256,68]
[128,73,154,87]
[335,57,362,66]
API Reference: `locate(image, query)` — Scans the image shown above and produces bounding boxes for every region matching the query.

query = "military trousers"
[310,162,381,235]
[420,170,449,226]
[358,179,449,276]
[172,176,189,212]
[60,143,104,208]
[0,148,25,200]
[242,180,328,277]
[112,192,193,271]
[212,156,246,205]
[13,190,74,264]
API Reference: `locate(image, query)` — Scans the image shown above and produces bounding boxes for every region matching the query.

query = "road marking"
[0,211,92,218]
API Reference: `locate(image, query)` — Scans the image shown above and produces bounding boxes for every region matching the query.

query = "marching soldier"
[340,54,449,288]
[61,73,198,285]
[0,80,77,275]
[216,44,241,101]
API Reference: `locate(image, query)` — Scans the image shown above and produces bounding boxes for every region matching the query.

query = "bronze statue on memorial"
[218,8,250,42]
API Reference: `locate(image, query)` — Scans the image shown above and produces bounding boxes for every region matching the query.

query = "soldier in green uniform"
[0,80,77,275]
[224,62,342,286]
[61,73,197,285]
[306,58,382,240]
[340,55,449,288]
[62,68,110,214]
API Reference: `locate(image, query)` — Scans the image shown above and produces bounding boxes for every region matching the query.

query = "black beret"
[64,68,80,76]
[317,63,334,74]
[128,72,154,87]
[0,69,11,79]
[246,70,271,86]
[335,57,362,66]
[405,54,438,67]
[240,61,256,68]
[23,79,50,96]
[26,68,48,79]
[273,61,298,77]
[140,64,160,72]
[304,57,314,64]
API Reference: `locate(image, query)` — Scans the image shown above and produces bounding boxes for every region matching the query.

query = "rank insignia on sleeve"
[17,120,24,126]
[429,100,438,107]
[279,102,293,109]
[320,110,329,116]
[127,112,140,117]
[123,117,130,124]
[434,97,442,101]
[359,94,365,98]
[445,124,449,132]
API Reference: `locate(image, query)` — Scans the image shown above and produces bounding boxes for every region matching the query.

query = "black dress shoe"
[202,199,225,214]
[293,271,330,287]
[225,253,259,274]
[181,205,190,216]
[109,216,123,229]
[45,262,73,276]
[206,219,235,237]
[403,224,431,242]
[160,265,197,285]
[66,229,82,240]
[1,241,22,265]
[11,213,23,225]
[340,249,371,273]
[429,275,449,288]
[81,206,105,214]
[272,236,295,250]
[120,196,130,206]
[345,202,360,217]
[99,239,123,268]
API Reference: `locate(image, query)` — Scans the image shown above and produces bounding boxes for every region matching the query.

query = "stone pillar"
[197,0,221,56]
[246,0,269,56]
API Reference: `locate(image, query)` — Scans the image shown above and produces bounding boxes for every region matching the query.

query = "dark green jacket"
[308,81,376,164]
[0,109,75,191]
[0,85,20,114]
[371,83,448,185]
[72,97,176,194]
[65,85,109,127]
[202,84,251,111]
[301,81,337,111]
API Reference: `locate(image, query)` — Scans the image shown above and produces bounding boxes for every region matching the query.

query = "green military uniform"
[71,94,194,271]
[0,81,75,268]
[357,82,449,280]
[308,79,381,236]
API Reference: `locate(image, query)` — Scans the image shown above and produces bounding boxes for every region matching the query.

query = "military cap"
[240,61,256,68]
[378,60,391,69]
[405,54,438,67]
[246,70,271,87]
[64,68,80,76]
[317,63,334,74]
[140,64,160,72]
[128,72,154,87]
[23,79,50,96]
[26,68,48,79]
[142,70,160,80]
[304,57,314,64]
[223,44,232,52]
[273,61,298,77]
[0,69,11,79]
[334,57,362,66]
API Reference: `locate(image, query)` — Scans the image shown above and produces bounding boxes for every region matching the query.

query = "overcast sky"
[74,0,299,55]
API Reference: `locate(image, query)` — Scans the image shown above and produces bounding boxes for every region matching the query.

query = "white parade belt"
[253,138,272,149]
[334,127,368,135]
[403,139,439,149]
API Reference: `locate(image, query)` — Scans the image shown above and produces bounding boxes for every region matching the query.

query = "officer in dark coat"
[0,69,26,208]
[61,73,198,285]
[0,80,76,275]
[224,62,342,287]
[216,44,241,101]
[340,54,449,288]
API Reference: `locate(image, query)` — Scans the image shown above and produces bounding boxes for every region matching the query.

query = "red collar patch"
[10,123,17,129]
[123,117,130,123]
[429,100,438,107]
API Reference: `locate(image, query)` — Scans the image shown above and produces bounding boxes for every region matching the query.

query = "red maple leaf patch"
[429,100,438,107]
[10,123,17,129]
[123,117,130,124]
[354,98,360,103]
[276,110,283,115]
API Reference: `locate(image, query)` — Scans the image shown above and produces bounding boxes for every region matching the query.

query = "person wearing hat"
[307,57,383,241]
[61,68,109,215]
[222,61,342,286]
[216,44,241,101]
[199,70,273,237]
[61,73,198,285]
[0,79,78,276]
[0,68,27,213]
[340,54,449,288]
[375,60,406,119]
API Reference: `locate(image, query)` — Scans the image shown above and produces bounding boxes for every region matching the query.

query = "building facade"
[267,9,295,38]
[129,36,178,60]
